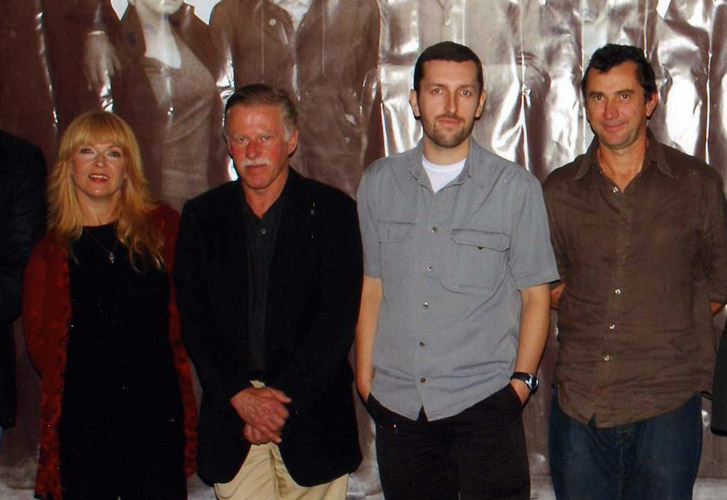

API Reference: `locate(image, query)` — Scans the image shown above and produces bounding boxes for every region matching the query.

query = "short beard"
[424,115,476,149]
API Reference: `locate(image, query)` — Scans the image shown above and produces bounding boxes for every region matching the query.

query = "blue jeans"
[548,391,702,500]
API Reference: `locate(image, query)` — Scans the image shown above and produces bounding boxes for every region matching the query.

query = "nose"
[446,93,458,114]
[95,155,106,167]
[246,140,261,159]
[603,99,617,119]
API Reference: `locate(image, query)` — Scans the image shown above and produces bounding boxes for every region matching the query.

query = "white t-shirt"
[422,156,466,193]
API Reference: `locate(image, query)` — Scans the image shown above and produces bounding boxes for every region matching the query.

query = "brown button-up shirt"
[543,130,727,427]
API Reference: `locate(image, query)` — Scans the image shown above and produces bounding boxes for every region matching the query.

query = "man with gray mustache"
[174,83,363,500]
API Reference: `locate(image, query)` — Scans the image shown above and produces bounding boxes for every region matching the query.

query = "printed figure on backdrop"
[0,131,46,448]
[355,42,558,500]
[209,0,382,198]
[174,84,362,500]
[543,44,727,500]
[378,0,578,178]
[22,111,198,500]
[74,0,228,210]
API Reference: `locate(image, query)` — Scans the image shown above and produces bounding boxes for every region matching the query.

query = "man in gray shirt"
[355,41,558,500]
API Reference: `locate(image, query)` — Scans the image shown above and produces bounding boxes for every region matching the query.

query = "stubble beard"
[424,114,476,150]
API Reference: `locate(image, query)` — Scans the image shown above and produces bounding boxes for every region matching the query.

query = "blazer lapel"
[223,182,251,327]
[265,171,309,326]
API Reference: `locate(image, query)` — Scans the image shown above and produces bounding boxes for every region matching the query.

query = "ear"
[286,128,299,156]
[645,91,658,119]
[475,89,486,119]
[223,132,234,158]
[409,89,420,119]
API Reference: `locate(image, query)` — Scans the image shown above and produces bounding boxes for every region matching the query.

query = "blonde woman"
[22,110,196,500]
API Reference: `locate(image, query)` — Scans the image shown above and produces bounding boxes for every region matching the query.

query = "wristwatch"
[510,372,539,392]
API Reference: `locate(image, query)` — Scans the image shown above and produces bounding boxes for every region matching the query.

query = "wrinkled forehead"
[225,103,294,135]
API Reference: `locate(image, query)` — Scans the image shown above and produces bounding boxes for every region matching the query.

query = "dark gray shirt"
[357,140,558,420]
[242,179,288,374]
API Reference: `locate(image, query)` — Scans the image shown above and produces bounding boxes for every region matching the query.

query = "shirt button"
[609,324,616,330]
[614,288,622,296]
[612,186,619,193]
[432,227,439,233]
[427,266,433,271]
[423,302,429,308]
[443,18,452,26]
[260,228,267,235]
[603,355,612,362]
[419,341,426,347]
[420,377,427,383]
[269,18,277,26]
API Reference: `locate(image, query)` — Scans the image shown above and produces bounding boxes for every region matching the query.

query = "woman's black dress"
[58,224,185,500]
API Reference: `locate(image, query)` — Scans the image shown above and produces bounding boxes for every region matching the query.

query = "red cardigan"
[22,204,197,500]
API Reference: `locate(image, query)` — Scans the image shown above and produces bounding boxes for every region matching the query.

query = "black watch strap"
[510,372,539,392]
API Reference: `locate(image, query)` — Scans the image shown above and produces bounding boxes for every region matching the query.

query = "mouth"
[436,115,463,128]
[601,122,625,132]
[88,173,110,182]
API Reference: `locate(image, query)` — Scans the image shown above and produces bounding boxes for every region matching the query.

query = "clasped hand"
[230,387,291,445]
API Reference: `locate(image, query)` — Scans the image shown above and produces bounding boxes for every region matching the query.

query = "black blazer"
[0,130,46,428]
[174,170,363,485]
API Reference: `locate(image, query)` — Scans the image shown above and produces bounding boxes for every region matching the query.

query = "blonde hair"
[48,110,164,269]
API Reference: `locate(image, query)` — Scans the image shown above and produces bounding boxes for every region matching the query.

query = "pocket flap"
[380,221,415,242]
[450,229,509,251]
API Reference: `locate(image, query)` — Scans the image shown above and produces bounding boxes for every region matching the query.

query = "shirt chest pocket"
[444,228,510,291]
[379,221,415,277]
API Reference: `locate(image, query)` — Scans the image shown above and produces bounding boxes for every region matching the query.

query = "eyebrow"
[425,81,478,90]
[588,88,636,97]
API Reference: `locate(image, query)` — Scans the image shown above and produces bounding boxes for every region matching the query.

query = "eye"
[461,89,472,96]
[431,87,442,95]
[107,149,123,158]
[230,135,248,146]
[620,92,630,100]
[261,135,271,142]
[79,147,93,155]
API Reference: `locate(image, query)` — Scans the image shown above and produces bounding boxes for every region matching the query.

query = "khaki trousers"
[214,441,348,500]
[215,382,348,500]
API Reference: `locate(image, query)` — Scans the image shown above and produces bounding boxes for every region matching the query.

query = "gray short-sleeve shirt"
[357,140,558,420]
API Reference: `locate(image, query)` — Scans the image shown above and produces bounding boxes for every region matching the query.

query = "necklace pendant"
[108,252,115,264]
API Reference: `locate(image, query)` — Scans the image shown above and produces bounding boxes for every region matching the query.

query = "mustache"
[437,113,463,121]
[241,159,270,167]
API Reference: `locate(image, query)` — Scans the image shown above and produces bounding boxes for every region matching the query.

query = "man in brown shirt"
[543,43,727,500]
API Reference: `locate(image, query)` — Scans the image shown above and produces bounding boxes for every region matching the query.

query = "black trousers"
[368,385,529,500]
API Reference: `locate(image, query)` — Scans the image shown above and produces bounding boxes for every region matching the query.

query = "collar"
[409,139,487,188]
[239,168,295,217]
[574,128,675,180]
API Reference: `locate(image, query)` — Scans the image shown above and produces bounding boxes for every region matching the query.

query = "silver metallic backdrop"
[2,0,727,496]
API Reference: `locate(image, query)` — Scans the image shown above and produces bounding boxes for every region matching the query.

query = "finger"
[112,53,122,73]
[266,388,292,403]
[257,425,282,444]
[244,425,265,445]
[266,413,287,430]
[94,67,106,88]
[271,402,289,419]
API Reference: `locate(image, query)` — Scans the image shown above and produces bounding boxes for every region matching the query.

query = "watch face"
[529,376,539,391]
[512,372,538,391]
